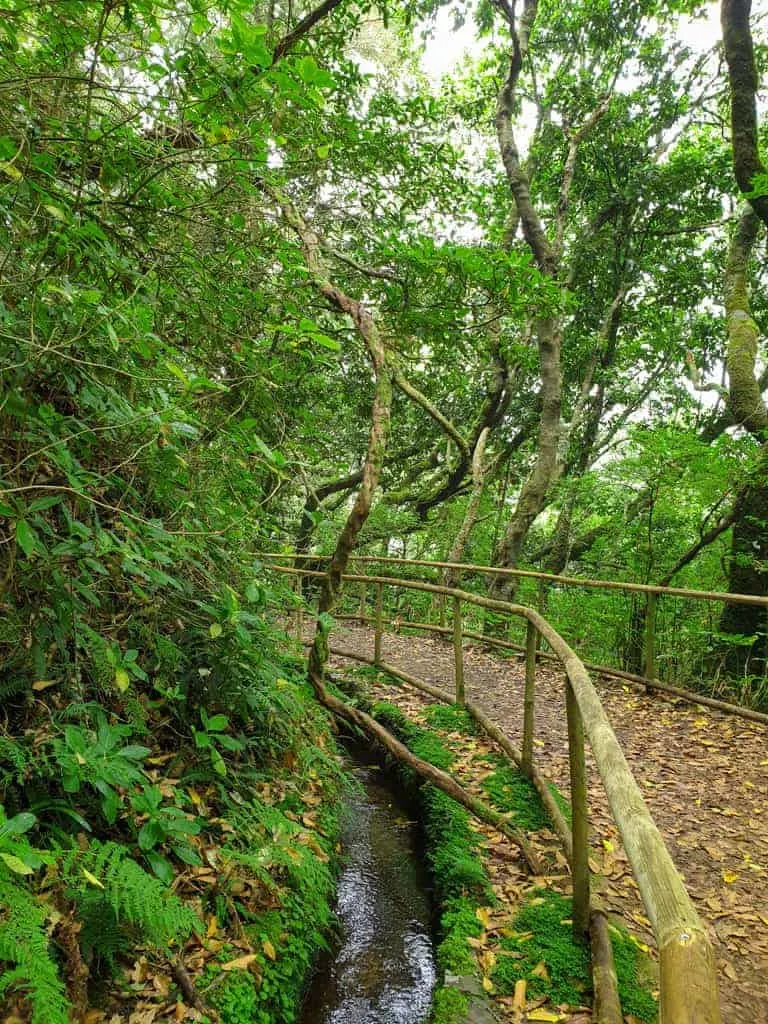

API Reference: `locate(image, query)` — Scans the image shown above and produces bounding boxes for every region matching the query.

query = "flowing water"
[299,764,437,1024]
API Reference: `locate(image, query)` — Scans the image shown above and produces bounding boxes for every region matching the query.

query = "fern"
[61,840,201,949]
[0,869,70,1024]
[0,735,32,787]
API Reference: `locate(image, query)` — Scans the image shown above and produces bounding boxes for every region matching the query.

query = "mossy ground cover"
[492,890,657,1022]
[477,752,572,830]
[361,678,659,1024]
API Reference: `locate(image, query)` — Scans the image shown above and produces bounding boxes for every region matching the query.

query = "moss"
[424,703,477,735]
[437,900,484,974]
[480,755,550,831]
[476,751,571,829]
[431,985,470,1024]
[611,926,658,1023]
[491,890,590,1006]
[491,891,657,1021]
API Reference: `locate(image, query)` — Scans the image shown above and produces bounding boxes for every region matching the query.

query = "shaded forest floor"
[326,623,768,1024]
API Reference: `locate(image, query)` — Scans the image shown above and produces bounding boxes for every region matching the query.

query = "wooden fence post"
[453,595,465,706]
[374,582,383,665]
[644,591,657,687]
[358,581,367,625]
[566,680,590,941]
[522,618,537,775]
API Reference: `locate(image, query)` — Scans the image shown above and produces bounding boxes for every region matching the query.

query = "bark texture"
[720,208,768,672]
[721,0,768,226]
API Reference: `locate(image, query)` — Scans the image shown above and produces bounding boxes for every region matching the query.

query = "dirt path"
[327,623,768,1024]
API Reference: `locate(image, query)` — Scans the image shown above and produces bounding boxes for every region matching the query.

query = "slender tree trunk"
[443,427,490,588]
[270,186,395,690]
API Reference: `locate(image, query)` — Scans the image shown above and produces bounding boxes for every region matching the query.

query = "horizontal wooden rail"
[273,561,723,1023]
[257,550,768,606]
[332,612,768,725]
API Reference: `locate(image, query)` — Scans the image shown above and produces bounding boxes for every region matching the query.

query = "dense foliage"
[1,0,767,1019]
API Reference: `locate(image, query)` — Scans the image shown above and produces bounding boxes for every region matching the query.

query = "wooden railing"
[262,554,724,1024]
[263,552,768,725]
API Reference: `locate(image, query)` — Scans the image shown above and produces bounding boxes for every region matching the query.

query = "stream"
[299,763,437,1024]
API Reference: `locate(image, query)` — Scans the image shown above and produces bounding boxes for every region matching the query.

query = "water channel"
[299,762,437,1024]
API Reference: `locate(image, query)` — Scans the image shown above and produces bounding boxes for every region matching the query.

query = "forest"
[1,0,767,1023]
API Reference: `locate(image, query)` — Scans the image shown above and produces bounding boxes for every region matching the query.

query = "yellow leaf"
[83,868,105,889]
[527,1011,563,1022]
[0,161,22,181]
[31,679,58,691]
[481,976,494,993]
[512,978,526,1010]
[722,870,739,884]
[476,906,492,929]
[602,839,615,853]
[532,960,550,980]
[262,939,277,961]
[114,668,130,692]
[221,953,259,972]
[207,915,218,938]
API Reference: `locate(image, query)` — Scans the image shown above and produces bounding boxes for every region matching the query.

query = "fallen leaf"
[221,954,259,972]
[262,939,277,961]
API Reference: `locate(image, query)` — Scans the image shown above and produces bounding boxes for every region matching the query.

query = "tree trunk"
[719,461,768,675]
[443,427,490,589]
[718,207,768,673]
[721,0,768,227]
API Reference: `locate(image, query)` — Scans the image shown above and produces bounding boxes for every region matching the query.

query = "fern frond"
[0,869,70,1024]
[61,840,200,948]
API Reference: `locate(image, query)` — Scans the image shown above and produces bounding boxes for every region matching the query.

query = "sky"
[420,1,724,82]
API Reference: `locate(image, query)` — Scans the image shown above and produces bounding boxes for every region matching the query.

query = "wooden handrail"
[271,561,723,1023]
[257,550,768,606]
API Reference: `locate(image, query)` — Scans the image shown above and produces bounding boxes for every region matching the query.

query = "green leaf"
[15,519,39,557]
[0,812,37,837]
[205,714,228,732]
[1,852,34,875]
[209,622,223,638]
